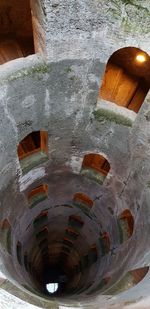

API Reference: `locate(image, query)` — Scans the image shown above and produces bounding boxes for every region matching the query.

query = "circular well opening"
[46,283,59,294]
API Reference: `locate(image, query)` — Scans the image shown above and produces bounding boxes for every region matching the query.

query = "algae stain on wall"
[108,0,150,34]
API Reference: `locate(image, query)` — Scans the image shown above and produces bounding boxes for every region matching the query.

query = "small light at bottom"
[136,54,146,63]
[46,283,58,294]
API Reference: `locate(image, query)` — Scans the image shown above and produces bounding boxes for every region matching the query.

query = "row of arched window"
[18,131,111,185]
[0,129,135,270]
[0,207,134,272]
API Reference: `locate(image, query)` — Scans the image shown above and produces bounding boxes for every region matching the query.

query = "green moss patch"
[20,151,48,175]
[93,109,133,127]
[0,63,49,85]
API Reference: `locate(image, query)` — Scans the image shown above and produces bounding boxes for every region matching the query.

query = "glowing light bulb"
[136,54,146,63]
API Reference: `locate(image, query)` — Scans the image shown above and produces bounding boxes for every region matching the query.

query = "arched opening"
[68,215,84,232]
[28,184,48,208]
[117,209,134,244]
[63,237,74,248]
[17,131,48,174]
[36,227,49,242]
[105,266,149,295]
[130,266,149,285]
[65,228,79,241]
[0,0,45,64]
[99,231,110,256]
[33,211,48,229]
[73,193,93,215]
[0,0,34,63]
[87,277,111,295]
[16,241,22,265]
[46,283,59,294]
[81,153,110,184]
[88,245,98,266]
[0,219,11,254]
[24,252,29,272]
[99,47,150,113]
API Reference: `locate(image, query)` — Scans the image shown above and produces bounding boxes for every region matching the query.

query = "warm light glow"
[46,283,58,293]
[136,54,146,63]
[46,283,58,294]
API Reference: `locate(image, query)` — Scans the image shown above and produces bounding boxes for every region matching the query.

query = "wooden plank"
[128,80,149,113]
[21,134,36,153]
[0,39,23,64]
[100,63,139,107]
[40,131,48,154]
[82,154,110,175]
[17,144,25,157]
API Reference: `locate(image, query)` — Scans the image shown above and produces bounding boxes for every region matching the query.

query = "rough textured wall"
[43,0,150,61]
[0,0,150,309]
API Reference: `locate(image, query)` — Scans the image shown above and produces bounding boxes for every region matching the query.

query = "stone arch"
[28,183,48,208]
[105,266,149,295]
[16,241,22,265]
[68,215,84,232]
[99,47,150,113]
[80,153,110,184]
[0,219,12,254]
[24,252,29,272]
[73,193,94,215]
[99,231,110,256]
[33,210,48,229]
[65,228,79,241]
[17,130,48,174]
[117,209,134,244]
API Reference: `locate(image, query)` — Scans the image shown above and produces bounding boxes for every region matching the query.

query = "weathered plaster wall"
[0,0,150,308]
[43,0,150,61]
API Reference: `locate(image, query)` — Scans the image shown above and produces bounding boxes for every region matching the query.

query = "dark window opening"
[36,227,49,242]
[24,253,29,272]
[0,0,35,64]
[61,246,71,254]
[0,219,12,254]
[73,193,93,215]
[65,228,79,240]
[68,215,84,231]
[16,241,22,265]
[99,231,110,256]
[117,209,134,243]
[28,184,48,208]
[81,153,110,184]
[63,237,74,248]
[33,211,48,229]
[88,245,98,265]
[39,238,48,250]
[17,131,48,174]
